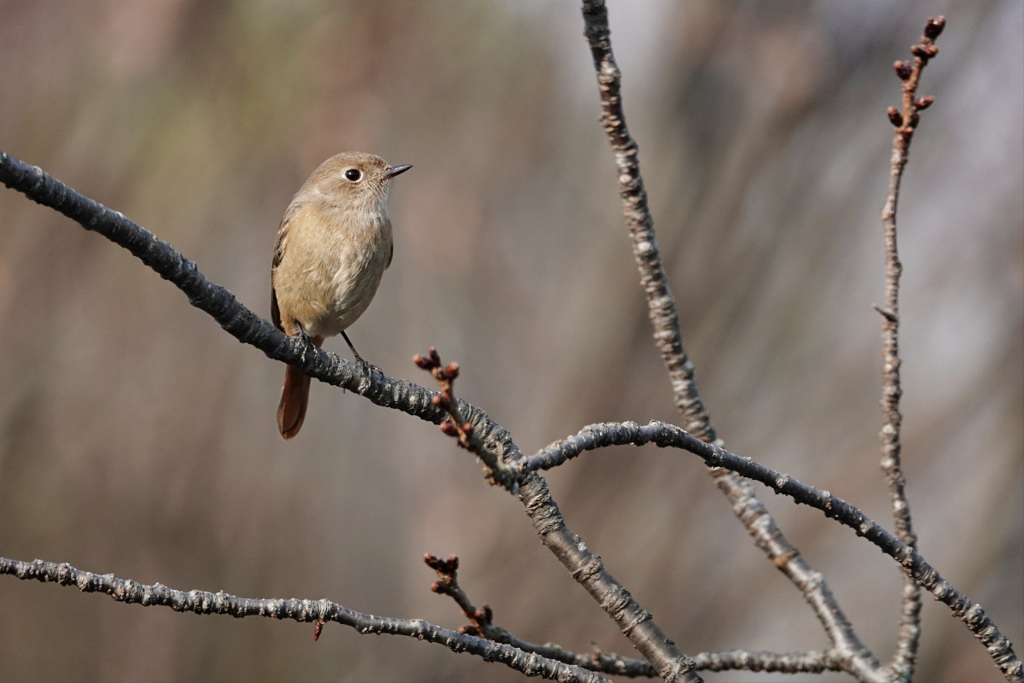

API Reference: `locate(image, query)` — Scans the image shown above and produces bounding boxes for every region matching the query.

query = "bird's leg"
[342,331,382,375]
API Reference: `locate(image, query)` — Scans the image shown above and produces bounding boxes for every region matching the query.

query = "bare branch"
[877,15,945,680]
[519,473,701,682]
[691,649,845,674]
[521,420,1023,681]
[579,2,881,679]
[0,557,609,683]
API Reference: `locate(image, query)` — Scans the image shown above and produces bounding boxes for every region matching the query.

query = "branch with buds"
[414,348,474,449]
[888,15,944,137]
[414,347,519,489]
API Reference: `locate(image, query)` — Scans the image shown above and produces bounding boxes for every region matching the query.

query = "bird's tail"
[277,336,323,439]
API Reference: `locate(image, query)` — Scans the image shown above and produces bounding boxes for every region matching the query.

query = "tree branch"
[426,552,846,678]
[0,557,608,683]
[690,648,845,674]
[579,2,881,679]
[877,15,945,681]
[520,419,1023,681]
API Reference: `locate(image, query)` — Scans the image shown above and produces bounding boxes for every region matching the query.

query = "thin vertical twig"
[579,2,884,679]
[877,15,945,681]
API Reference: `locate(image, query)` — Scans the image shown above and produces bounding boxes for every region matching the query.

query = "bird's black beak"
[385,164,412,179]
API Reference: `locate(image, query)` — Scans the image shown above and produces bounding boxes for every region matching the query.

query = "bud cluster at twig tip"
[424,552,459,576]
[414,346,476,449]
[888,17,945,137]
[413,346,443,371]
[924,16,946,40]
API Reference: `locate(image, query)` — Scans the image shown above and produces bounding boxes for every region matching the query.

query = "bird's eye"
[344,169,362,182]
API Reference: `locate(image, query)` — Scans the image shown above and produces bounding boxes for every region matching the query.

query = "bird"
[271,151,411,439]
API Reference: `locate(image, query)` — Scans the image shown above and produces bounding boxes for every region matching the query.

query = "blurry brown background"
[1,1,1021,682]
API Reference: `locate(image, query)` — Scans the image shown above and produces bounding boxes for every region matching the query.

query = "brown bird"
[271,152,411,439]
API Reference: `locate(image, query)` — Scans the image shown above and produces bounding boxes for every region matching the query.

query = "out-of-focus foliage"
[0,1,1020,681]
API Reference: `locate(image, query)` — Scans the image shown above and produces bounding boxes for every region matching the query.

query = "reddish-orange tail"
[278,364,311,439]
[277,334,323,439]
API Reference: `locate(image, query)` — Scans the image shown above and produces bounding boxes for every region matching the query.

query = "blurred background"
[1,1,1021,681]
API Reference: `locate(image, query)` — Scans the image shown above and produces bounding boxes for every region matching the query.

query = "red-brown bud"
[445,362,459,379]
[431,394,443,407]
[893,60,912,80]
[440,421,458,436]
[428,347,441,365]
[462,422,473,435]
[924,16,945,40]
[887,107,903,127]
[915,95,934,111]
[413,354,433,370]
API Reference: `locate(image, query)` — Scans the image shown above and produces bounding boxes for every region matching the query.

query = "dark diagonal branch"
[518,474,699,682]
[520,420,1023,681]
[0,149,697,682]
[578,2,882,680]
[877,15,945,681]
[0,557,609,683]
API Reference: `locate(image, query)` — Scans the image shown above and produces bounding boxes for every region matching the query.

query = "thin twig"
[426,553,658,678]
[520,419,1023,681]
[578,2,883,679]
[0,149,697,683]
[877,15,945,681]
[424,552,847,678]
[414,348,514,487]
[0,557,609,683]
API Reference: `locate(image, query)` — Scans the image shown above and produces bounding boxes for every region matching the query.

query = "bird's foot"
[294,325,317,364]
[354,353,384,378]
